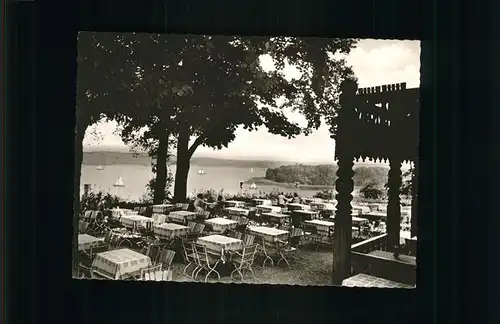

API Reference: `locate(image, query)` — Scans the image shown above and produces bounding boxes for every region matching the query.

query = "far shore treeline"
[263,164,389,188]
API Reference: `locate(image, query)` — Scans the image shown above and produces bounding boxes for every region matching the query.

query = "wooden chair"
[89,243,110,259]
[140,264,163,281]
[230,244,259,282]
[187,222,197,231]
[192,244,221,282]
[230,215,240,222]
[156,249,176,270]
[242,234,255,247]
[256,237,274,268]
[289,227,304,247]
[181,204,190,211]
[79,220,89,233]
[275,236,297,269]
[77,263,96,279]
[181,240,198,277]
[227,230,243,240]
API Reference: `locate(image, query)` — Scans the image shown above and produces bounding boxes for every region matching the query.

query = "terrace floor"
[170,244,335,285]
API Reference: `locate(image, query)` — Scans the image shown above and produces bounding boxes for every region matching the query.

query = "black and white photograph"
[73,33,419,288]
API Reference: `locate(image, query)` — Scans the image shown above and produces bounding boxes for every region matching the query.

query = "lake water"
[81,164,325,201]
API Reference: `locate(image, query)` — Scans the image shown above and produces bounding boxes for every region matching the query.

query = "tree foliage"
[75,33,359,201]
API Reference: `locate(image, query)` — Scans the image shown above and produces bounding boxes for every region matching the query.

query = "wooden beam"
[387,158,402,251]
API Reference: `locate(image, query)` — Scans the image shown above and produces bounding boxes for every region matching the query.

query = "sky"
[82,38,421,163]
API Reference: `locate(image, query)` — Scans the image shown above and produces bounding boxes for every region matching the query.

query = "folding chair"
[230,244,258,282]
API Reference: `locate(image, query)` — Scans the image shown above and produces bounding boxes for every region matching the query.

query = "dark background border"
[7,0,480,322]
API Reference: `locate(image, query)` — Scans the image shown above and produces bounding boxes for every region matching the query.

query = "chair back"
[83,210,93,220]
[157,249,176,269]
[181,240,195,261]
[138,207,147,215]
[140,264,163,281]
[228,230,243,240]
[90,243,109,257]
[134,207,141,212]
[79,220,89,233]
[290,227,304,238]
[90,211,103,221]
[181,204,190,211]
[242,234,255,246]
[238,217,249,225]
[230,215,240,222]
[240,244,258,265]
[192,243,207,265]
[194,223,205,234]
[187,222,197,231]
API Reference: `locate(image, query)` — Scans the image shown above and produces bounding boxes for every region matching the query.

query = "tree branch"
[188,135,206,158]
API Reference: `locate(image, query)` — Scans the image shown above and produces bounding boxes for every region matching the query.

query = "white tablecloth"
[197,235,243,262]
[257,205,282,214]
[225,201,246,208]
[247,226,289,242]
[167,211,197,223]
[205,218,238,232]
[254,199,272,206]
[287,203,311,211]
[151,213,167,224]
[78,234,104,251]
[120,215,154,229]
[92,249,151,280]
[152,204,176,214]
[153,223,190,240]
[225,207,249,216]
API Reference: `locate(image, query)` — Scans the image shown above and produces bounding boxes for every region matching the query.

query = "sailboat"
[250,168,254,173]
[96,165,104,170]
[250,182,257,190]
[197,169,206,175]
[113,176,125,188]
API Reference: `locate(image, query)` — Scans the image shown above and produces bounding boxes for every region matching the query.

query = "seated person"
[193,193,208,212]
[208,195,225,217]
[277,192,292,208]
[292,192,301,204]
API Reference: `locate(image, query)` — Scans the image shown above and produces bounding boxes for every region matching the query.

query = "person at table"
[277,192,292,208]
[292,192,302,204]
[208,195,225,217]
[193,193,208,212]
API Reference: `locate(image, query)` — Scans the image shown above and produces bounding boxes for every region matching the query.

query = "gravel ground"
[170,244,335,286]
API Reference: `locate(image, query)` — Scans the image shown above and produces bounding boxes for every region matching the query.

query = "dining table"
[92,248,152,280]
[196,235,243,263]
[205,218,238,233]
[78,234,104,251]
[153,223,190,240]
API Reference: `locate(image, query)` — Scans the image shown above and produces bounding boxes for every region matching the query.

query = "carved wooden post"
[387,158,403,252]
[410,160,419,237]
[331,79,357,286]
[332,156,354,285]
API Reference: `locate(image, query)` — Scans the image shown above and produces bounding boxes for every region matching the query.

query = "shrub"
[313,190,335,200]
[360,182,385,200]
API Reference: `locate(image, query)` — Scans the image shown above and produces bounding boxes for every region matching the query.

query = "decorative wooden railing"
[351,233,388,253]
[350,233,416,285]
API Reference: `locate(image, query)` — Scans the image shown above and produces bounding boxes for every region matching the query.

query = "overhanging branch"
[188,135,205,158]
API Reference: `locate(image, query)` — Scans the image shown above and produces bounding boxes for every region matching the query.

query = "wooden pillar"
[411,160,419,237]
[387,158,402,251]
[331,155,354,285]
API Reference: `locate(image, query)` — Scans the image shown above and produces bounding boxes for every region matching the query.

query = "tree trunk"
[153,132,170,204]
[73,121,88,274]
[173,129,191,202]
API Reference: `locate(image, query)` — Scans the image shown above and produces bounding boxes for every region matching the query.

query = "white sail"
[96,165,104,170]
[113,176,125,187]
[250,182,257,190]
[198,169,206,175]
[250,168,254,172]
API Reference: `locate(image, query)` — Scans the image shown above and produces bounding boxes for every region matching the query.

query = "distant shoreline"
[245,177,335,190]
